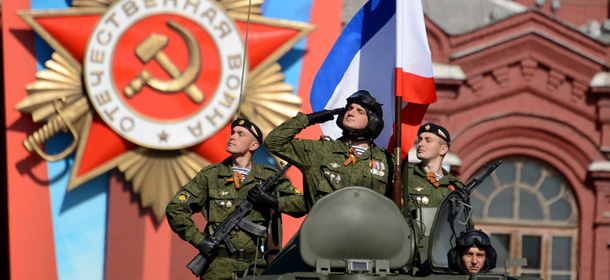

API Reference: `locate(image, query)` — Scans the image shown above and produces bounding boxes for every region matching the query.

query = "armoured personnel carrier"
[238,186,542,280]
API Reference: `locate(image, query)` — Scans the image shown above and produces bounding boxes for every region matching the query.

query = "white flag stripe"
[397,0,434,78]
[320,15,397,146]
[311,0,436,151]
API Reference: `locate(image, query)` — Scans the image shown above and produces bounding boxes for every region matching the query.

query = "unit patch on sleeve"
[291,186,302,194]
[177,191,191,202]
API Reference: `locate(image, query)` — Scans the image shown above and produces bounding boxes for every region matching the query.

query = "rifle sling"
[237,218,267,237]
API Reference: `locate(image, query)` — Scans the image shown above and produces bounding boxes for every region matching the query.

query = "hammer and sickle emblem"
[124,20,204,103]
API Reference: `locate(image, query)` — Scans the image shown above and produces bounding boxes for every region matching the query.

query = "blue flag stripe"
[310,0,395,111]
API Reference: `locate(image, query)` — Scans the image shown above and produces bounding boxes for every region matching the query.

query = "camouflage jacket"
[402,162,467,269]
[403,162,465,211]
[264,112,395,209]
[166,157,306,250]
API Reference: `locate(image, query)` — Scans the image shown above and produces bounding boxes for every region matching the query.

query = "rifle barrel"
[465,160,502,195]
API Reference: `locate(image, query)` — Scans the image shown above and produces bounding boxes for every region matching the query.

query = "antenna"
[237,0,254,118]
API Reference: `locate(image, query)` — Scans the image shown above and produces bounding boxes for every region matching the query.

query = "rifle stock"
[187,254,207,277]
[187,163,292,277]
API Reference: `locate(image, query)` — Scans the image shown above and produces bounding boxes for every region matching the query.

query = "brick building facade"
[420,0,610,279]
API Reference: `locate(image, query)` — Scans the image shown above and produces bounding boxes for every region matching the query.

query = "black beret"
[418,123,451,143]
[231,118,263,144]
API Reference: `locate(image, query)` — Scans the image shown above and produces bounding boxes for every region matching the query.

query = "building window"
[470,157,578,279]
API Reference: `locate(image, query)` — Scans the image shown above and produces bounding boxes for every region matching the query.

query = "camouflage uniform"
[265,112,394,209]
[403,162,465,211]
[403,162,466,274]
[166,157,305,280]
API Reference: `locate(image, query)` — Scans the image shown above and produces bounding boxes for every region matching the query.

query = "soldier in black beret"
[232,118,263,145]
[403,122,466,273]
[418,123,451,148]
[167,118,305,279]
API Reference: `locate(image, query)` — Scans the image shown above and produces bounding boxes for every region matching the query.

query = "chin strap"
[341,130,370,141]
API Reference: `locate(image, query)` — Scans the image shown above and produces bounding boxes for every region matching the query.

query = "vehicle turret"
[239,186,543,280]
[299,186,414,276]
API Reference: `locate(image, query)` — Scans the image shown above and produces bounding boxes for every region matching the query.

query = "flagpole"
[393,96,402,209]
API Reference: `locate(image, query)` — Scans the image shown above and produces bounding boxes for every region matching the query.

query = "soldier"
[448,229,497,274]
[403,123,466,274]
[403,123,465,211]
[265,90,394,209]
[166,118,306,280]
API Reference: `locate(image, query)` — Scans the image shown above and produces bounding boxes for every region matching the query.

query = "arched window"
[470,157,578,280]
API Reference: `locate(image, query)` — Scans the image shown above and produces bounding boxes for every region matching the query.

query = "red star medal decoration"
[16,0,313,221]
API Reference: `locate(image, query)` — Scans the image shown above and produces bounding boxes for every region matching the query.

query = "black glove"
[247,185,279,211]
[197,237,219,261]
[306,108,344,125]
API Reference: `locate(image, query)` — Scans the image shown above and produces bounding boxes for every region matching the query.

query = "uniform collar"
[220,157,270,182]
[219,157,235,177]
[336,138,382,159]
[219,157,256,177]
[414,162,449,177]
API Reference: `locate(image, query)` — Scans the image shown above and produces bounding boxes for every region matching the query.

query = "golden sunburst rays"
[15,52,91,161]
[71,0,263,14]
[16,52,85,122]
[239,62,302,137]
[220,0,263,15]
[71,0,116,8]
[118,148,210,222]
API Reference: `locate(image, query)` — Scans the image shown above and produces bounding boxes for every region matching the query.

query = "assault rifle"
[187,163,292,277]
[462,160,502,196]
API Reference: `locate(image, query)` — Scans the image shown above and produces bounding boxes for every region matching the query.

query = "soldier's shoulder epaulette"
[319,135,333,141]
[200,162,221,173]
[380,147,394,158]
[452,179,466,188]
[443,173,464,185]
[261,164,280,173]
[407,163,418,172]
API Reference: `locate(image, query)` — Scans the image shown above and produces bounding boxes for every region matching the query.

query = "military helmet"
[336,90,384,140]
[447,229,497,274]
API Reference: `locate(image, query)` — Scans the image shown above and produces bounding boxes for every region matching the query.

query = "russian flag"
[310,0,436,159]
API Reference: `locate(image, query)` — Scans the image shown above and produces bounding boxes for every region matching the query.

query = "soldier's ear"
[439,143,449,157]
[249,141,260,152]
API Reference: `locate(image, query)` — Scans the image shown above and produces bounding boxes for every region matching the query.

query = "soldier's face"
[226,126,259,155]
[342,103,368,131]
[416,132,448,161]
[461,247,486,274]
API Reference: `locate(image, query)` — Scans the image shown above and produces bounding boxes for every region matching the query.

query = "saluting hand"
[306,108,345,125]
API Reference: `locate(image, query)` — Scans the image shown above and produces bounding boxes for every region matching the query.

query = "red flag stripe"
[395,67,437,104]
[387,103,429,159]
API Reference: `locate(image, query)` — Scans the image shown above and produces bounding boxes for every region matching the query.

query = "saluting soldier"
[265,90,394,209]
[166,118,306,280]
[403,123,466,274]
